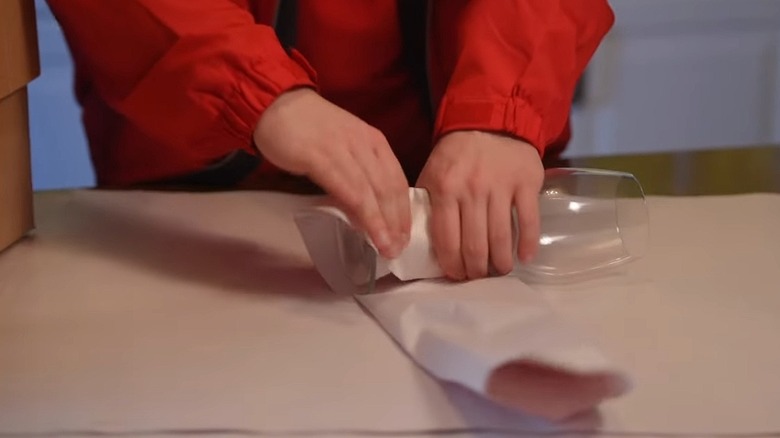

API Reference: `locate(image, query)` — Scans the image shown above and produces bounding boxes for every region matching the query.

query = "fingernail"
[378,231,403,258]
[519,249,536,264]
[376,230,391,251]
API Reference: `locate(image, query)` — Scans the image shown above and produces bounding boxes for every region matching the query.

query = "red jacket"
[47,0,614,187]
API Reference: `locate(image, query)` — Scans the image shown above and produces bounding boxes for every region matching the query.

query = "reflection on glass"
[515,168,649,281]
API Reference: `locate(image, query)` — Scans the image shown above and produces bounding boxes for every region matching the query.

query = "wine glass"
[513,168,648,282]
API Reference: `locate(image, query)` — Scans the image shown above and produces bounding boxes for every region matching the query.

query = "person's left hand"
[416,131,544,280]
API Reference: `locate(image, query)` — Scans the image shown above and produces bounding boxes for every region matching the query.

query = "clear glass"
[514,168,649,282]
[331,168,648,294]
[336,218,377,293]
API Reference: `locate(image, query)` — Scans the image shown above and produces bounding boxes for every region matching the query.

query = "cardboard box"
[0,0,39,252]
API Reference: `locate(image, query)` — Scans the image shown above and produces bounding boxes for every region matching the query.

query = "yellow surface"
[563,146,780,195]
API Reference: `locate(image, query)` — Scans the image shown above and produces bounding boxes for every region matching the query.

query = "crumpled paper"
[294,188,632,420]
[294,188,445,287]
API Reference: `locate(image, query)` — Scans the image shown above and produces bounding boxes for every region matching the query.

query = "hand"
[253,88,411,258]
[416,131,544,280]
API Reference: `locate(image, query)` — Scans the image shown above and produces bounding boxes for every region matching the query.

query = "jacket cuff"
[217,48,318,149]
[433,94,550,157]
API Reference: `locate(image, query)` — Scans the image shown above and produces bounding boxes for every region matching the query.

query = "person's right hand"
[253,88,411,258]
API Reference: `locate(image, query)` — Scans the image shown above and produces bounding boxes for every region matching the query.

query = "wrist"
[437,130,534,149]
[253,87,317,148]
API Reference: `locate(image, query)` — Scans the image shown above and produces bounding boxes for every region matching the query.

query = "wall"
[28,0,94,190]
[567,0,780,157]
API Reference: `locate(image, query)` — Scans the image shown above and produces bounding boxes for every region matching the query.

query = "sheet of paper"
[0,190,779,436]
[295,188,629,420]
[294,188,446,285]
[0,190,567,436]
[357,277,630,420]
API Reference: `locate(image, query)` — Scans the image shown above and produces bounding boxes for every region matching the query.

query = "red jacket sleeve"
[429,0,614,156]
[46,0,316,169]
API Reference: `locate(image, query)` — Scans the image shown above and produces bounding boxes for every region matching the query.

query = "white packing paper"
[294,188,446,286]
[295,189,631,420]
[357,277,631,420]
[3,190,780,436]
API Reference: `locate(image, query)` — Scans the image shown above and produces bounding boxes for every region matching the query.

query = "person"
[46,0,614,281]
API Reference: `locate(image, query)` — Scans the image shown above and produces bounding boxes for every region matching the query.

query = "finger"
[429,193,465,280]
[309,152,394,257]
[350,144,404,258]
[369,136,411,250]
[460,195,490,279]
[488,191,515,275]
[514,188,541,263]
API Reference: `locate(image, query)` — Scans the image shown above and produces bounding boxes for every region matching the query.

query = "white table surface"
[1,190,779,437]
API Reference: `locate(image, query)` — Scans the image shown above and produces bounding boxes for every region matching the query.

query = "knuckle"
[393,174,410,192]
[490,230,512,248]
[463,241,488,260]
[490,217,513,240]
[433,172,460,195]
[520,217,540,236]
[340,188,364,211]
[367,127,388,147]
[360,210,385,234]
[372,182,391,199]
[466,261,489,279]
[466,173,487,197]
[340,187,374,219]
[301,149,326,174]
[436,236,460,255]
[515,207,539,229]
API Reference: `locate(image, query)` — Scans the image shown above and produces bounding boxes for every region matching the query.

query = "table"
[1,146,779,437]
